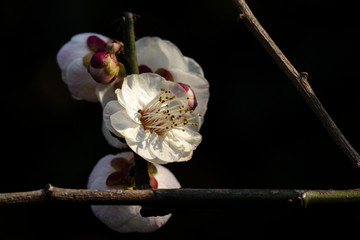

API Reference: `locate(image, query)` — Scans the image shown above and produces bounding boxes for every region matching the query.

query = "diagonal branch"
[232,0,360,168]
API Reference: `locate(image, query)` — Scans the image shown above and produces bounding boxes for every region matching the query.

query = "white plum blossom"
[104,73,203,164]
[57,34,209,114]
[87,152,180,233]
[57,32,125,102]
[57,34,209,152]
[57,33,128,149]
[101,36,210,149]
[57,33,108,102]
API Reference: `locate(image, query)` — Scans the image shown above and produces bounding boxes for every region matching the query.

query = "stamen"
[139,88,200,135]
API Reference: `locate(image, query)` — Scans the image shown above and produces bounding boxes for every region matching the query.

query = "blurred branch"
[0,184,359,211]
[121,12,150,189]
[121,11,139,75]
[232,0,360,168]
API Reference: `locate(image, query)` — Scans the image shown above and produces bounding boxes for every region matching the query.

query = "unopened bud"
[105,39,124,55]
[178,83,197,110]
[88,51,120,84]
[138,64,153,73]
[155,68,174,81]
[87,35,106,52]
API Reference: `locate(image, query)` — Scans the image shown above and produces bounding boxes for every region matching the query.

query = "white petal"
[169,69,210,116]
[87,154,115,189]
[110,109,146,143]
[178,151,193,162]
[148,133,184,163]
[101,121,128,149]
[96,78,122,108]
[154,164,181,189]
[57,43,89,77]
[70,32,109,43]
[122,73,166,106]
[120,73,170,121]
[126,138,157,162]
[124,211,171,233]
[184,56,204,77]
[136,36,188,71]
[57,33,109,77]
[65,58,99,102]
[103,101,124,137]
[169,128,202,152]
[87,152,134,189]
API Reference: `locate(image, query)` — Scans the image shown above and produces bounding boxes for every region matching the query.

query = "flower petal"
[136,37,188,72]
[101,121,128,149]
[169,69,209,115]
[148,133,185,163]
[184,56,204,77]
[71,32,109,43]
[126,138,157,162]
[96,78,122,108]
[168,128,202,152]
[178,151,193,162]
[87,152,133,189]
[103,101,124,136]
[110,109,146,143]
[120,73,169,118]
[57,42,89,77]
[154,164,181,189]
[57,33,109,75]
[65,58,99,102]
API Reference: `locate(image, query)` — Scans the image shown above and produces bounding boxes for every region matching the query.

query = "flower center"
[139,88,199,135]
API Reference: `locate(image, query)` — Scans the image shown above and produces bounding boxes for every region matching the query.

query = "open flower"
[99,36,209,120]
[87,152,180,233]
[104,73,203,164]
[136,36,209,129]
[57,34,209,151]
[102,36,209,149]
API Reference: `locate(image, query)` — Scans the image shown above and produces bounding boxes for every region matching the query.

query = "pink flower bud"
[138,64,153,73]
[105,39,124,55]
[87,35,106,52]
[178,82,198,110]
[88,51,122,84]
[155,68,174,81]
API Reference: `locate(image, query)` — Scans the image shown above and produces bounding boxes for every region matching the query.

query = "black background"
[1,0,360,239]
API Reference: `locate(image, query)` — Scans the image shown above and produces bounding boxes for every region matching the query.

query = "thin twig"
[0,185,359,210]
[232,0,360,168]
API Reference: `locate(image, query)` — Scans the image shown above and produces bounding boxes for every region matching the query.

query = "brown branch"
[232,0,360,169]
[1,185,359,211]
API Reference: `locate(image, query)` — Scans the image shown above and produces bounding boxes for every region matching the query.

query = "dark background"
[1,0,359,239]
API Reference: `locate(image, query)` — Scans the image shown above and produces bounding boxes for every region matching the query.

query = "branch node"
[300,72,309,79]
[44,184,54,196]
[238,13,246,21]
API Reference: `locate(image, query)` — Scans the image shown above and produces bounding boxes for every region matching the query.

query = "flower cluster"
[57,32,209,232]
